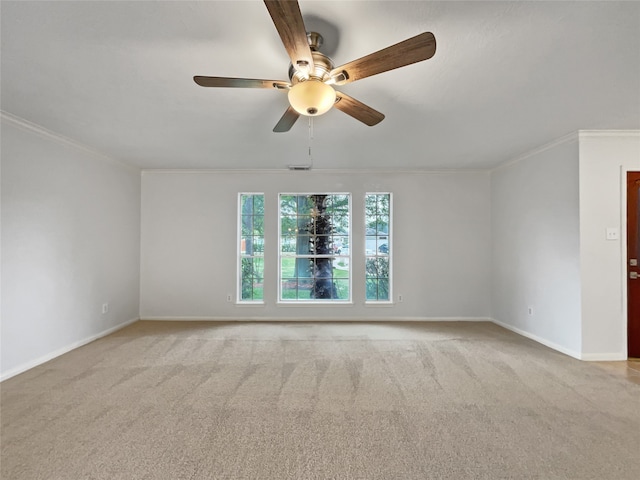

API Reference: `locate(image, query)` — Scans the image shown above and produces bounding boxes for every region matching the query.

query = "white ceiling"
[2,0,639,171]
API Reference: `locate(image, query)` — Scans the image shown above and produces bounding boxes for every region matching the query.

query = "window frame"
[365,192,392,304]
[237,193,265,304]
[278,193,352,304]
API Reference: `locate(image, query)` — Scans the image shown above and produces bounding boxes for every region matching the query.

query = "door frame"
[622,167,629,359]
[624,169,640,358]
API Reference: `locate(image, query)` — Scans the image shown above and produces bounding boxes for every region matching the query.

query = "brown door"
[628,172,640,358]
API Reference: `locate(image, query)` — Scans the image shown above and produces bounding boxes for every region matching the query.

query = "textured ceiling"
[2,1,639,170]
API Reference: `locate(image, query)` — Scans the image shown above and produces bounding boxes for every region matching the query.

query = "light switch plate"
[606,228,619,240]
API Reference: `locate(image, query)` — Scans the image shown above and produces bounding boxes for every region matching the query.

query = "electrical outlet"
[226,294,232,303]
[102,303,109,314]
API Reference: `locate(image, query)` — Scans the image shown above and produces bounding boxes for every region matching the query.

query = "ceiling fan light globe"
[288,80,336,116]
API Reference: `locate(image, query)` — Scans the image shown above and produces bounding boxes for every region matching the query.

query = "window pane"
[242,236,257,255]
[241,278,253,300]
[254,195,264,215]
[310,235,331,254]
[377,195,389,213]
[365,195,377,212]
[241,217,253,236]
[281,215,297,234]
[366,258,378,278]
[377,257,389,277]
[332,236,346,254]
[253,257,264,277]
[297,197,314,215]
[280,195,297,213]
[377,278,390,301]
[252,284,264,300]
[281,257,295,277]
[253,237,264,255]
[300,213,313,228]
[366,278,379,300]
[253,216,264,235]
[331,195,349,212]
[334,279,350,300]
[281,279,298,299]
[281,236,296,254]
[377,217,389,233]
[296,235,312,255]
[296,259,313,280]
[366,236,376,255]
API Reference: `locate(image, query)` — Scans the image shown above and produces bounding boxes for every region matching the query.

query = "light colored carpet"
[1,321,639,479]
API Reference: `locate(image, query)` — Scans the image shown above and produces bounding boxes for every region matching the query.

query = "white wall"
[579,132,640,359]
[491,137,582,357]
[140,170,491,320]
[1,117,141,380]
[2,123,634,375]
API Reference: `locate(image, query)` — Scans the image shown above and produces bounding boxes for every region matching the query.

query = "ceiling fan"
[194,0,436,132]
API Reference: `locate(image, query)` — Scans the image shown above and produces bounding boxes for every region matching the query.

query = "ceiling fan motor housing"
[288,32,334,84]
[287,32,338,116]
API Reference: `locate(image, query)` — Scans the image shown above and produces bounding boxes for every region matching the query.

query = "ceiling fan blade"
[329,32,436,85]
[194,76,290,89]
[334,92,385,127]
[264,0,314,72]
[273,106,300,133]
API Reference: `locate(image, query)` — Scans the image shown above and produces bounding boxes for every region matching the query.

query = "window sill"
[277,301,354,306]
[364,301,395,307]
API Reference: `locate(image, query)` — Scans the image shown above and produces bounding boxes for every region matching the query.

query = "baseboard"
[490,318,583,360]
[490,319,628,361]
[1,316,623,380]
[140,316,494,322]
[579,352,627,361]
[0,317,139,382]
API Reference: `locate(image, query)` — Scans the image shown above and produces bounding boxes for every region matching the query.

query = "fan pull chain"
[308,117,314,169]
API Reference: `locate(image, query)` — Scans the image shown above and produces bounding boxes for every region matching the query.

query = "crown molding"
[140,167,491,176]
[578,129,640,138]
[492,131,579,172]
[1,110,140,172]
[492,129,640,173]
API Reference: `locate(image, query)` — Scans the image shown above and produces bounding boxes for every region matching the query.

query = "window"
[239,194,264,302]
[365,193,391,302]
[279,194,350,302]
